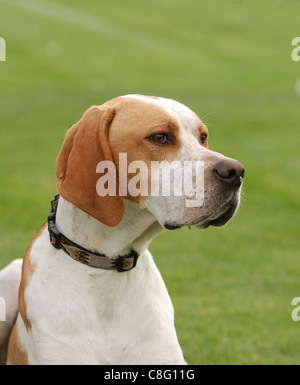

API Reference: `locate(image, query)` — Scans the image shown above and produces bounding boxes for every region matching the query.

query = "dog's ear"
[56,106,124,227]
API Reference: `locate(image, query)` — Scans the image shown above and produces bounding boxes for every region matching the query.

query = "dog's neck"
[55,196,164,259]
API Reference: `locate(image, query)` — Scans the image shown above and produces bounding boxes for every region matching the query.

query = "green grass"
[1,0,300,365]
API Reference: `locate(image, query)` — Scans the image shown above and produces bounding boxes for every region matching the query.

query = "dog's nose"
[213,159,245,186]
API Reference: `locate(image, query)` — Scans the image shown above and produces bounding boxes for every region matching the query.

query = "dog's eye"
[200,134,208,145]
[148,133,170,145]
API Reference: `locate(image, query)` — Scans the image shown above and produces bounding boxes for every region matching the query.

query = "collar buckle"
[115,253,139,272]
[48,212,61,249]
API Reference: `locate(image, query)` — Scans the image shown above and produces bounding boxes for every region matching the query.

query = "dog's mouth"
[196,201,238,229]
[163,200,238,231]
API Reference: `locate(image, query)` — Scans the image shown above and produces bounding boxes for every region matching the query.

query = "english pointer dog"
[0,95,244,365]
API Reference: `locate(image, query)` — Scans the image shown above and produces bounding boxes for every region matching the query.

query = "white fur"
[14,200,185,365]
[123,95,237,229]
[0,259,22,364]
[1,95,242,365]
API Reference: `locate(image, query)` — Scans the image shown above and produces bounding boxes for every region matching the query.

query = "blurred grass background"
[0,0,300,364]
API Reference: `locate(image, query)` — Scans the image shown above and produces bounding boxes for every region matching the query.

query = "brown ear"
[56,106,124,227]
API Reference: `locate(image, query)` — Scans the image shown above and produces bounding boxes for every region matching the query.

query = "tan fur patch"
[106,98,182,205]
[136,94,160,100]
[18,222,46,332]
[56,96,184,226]
[7,222,47,364]
[56,107,124,227]
[7,322,28,365]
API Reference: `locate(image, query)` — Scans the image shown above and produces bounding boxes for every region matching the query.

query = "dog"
[0,95,244,364]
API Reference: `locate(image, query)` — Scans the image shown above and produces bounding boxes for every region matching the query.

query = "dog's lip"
[208,204,236,227]
[164,201,237,230]
[164,223,182,230]
[196,202,237,229]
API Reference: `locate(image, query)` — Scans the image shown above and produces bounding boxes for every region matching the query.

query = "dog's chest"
[20,236,184,364]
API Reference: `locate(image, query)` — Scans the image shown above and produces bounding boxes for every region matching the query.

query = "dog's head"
[56,95,244,229]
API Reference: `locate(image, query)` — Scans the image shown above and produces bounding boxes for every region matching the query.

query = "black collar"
[47,195,139,272]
